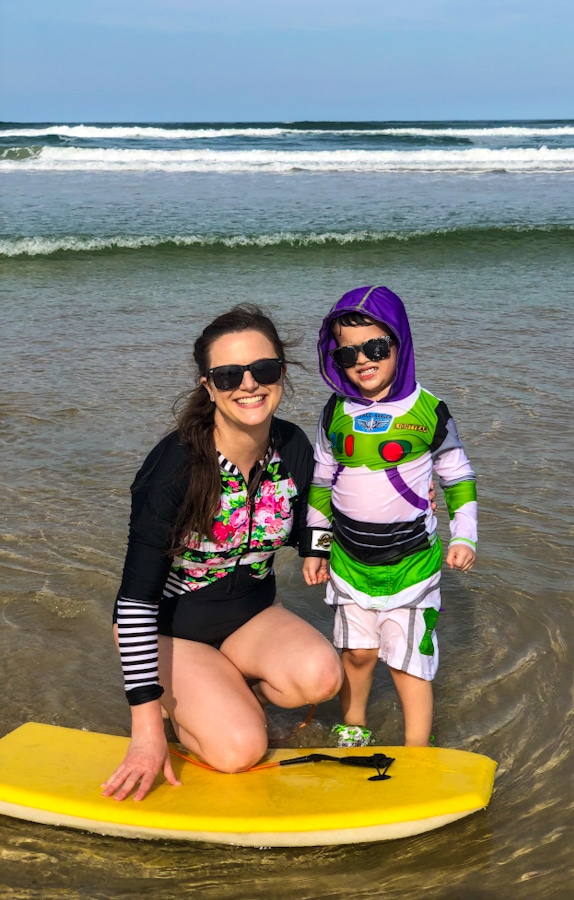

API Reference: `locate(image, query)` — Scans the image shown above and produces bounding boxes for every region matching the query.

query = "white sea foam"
[1,225,568,257]
[2,123,574,140]
[375,126,574,138]
[0,125,287,140]
[0,232,390,256]
[2,145,573,174]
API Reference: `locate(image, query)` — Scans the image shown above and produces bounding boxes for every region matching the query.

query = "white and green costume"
[307,385,477,615]
[304,285,478,643]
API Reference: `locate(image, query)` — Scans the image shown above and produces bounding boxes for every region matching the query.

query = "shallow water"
[1,121,573,897]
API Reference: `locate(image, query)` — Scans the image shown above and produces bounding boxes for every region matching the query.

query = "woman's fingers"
[102,738,179,801]
[162,756,182,788]
[102,762,159,802]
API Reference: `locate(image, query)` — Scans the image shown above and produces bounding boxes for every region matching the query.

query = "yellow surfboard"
[0,723,496,846]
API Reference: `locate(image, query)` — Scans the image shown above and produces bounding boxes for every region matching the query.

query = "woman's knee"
[195,724,268,774]
[297,644,344,703]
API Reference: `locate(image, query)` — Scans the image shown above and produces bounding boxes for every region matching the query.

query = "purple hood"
[317,285,416,404]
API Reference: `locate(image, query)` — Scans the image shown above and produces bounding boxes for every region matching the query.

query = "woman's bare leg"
[220,605,343,708]
[158,636,268,773]
[157,607,343,773]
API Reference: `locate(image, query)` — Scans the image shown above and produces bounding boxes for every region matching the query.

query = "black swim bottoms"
[157,567,276,648]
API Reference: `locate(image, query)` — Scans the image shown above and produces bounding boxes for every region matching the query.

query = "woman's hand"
[101,702,181,802]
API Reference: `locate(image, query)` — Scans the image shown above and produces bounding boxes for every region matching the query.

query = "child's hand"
[446,544,476,572]
[302,557,330,586]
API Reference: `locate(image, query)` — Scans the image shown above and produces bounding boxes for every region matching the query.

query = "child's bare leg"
[389,667,433,746]
[339,648,379,725]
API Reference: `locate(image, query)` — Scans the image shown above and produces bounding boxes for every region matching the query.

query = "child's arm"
[432,416,478,568]
[439,456,478,562]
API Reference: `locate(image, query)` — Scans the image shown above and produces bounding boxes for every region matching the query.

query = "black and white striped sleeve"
[116,597,164,706]
[115,432,188,706]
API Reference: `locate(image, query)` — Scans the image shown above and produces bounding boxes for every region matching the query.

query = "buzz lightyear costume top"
[303,285,478,613]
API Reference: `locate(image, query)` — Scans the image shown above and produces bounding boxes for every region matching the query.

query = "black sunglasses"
[207,358,284,391]
[329,336,393,369]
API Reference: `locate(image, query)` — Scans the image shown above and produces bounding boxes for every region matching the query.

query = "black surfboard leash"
[170,748,395,780]
[277,752,395,781]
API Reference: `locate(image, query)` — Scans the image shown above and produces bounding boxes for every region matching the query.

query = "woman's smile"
[235,394,267,406]
[202,330,285,433]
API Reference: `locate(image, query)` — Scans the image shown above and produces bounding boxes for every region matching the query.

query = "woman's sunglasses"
[329,336,393,369]
[207,358,284,392]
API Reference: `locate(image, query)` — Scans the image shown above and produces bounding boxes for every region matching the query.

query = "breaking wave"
[2,224,571,258]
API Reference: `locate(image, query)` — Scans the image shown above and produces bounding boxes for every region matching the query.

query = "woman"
[103,305,343,801]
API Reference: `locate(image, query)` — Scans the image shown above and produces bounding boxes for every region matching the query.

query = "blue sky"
[1,0,572,121]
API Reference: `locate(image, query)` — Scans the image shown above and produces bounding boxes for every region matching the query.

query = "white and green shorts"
[332,603,440,681]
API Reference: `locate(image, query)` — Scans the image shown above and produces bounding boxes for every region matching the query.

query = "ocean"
[1,120,573,898]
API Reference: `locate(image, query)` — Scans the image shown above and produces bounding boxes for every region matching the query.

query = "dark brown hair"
[332,312,396,342]
[171,304,294,550]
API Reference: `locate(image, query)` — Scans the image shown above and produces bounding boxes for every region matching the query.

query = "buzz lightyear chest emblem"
[352,412,393,434]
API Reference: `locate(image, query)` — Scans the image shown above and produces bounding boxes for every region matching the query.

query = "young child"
[301,285,477,747]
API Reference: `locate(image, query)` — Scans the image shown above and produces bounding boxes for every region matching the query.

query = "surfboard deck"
[0,723,496,846]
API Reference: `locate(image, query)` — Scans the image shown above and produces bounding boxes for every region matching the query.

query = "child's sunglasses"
[207,358,284,391]
[329,336,393,369]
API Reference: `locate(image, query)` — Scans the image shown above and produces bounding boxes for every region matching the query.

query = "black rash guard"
[113,418,314,705]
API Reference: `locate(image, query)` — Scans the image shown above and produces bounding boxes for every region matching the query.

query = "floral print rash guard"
[114,419,315,705]
[164,451,298,597]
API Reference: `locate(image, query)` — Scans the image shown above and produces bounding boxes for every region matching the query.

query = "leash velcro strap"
[341,753,395,780]
[339,753,394,769]
[279,752,395,781]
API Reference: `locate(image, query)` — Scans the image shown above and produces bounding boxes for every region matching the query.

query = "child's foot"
[331,723,373,747]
